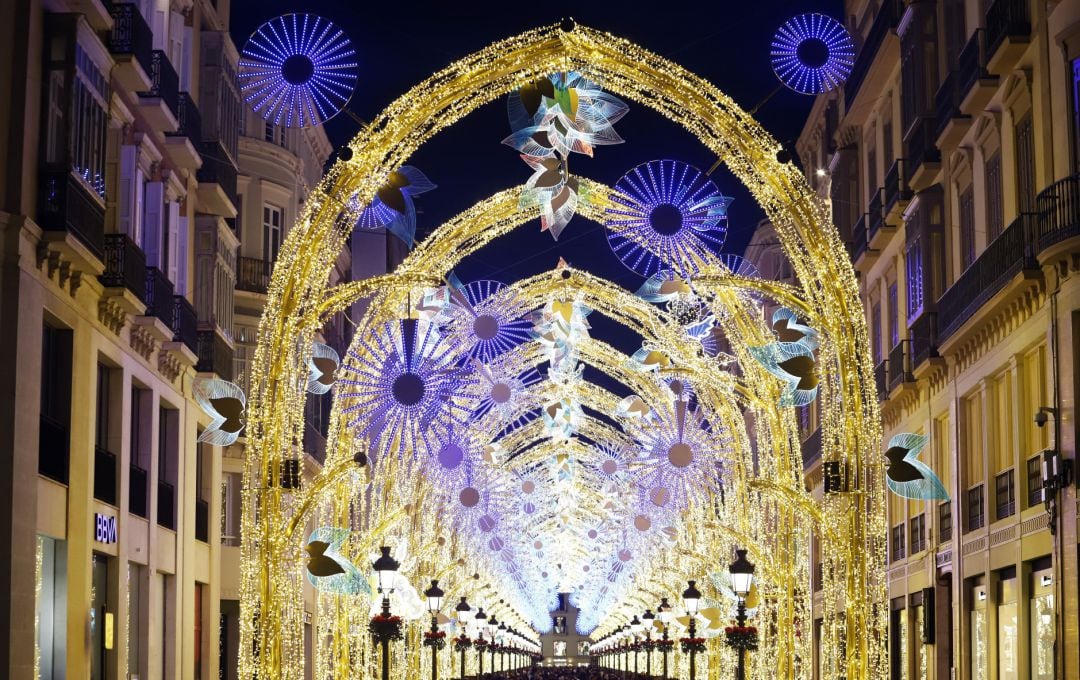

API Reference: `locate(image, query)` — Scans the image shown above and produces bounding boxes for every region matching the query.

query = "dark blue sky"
[231,0,842,355]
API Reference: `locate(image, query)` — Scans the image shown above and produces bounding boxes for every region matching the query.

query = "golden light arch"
[239,22,887,680]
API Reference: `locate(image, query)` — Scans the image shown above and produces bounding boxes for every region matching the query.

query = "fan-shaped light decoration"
[747,341,819,407]
[471,358,541,428]
[636,399,723,509]
[305,527,369,595]
[238,14,358,128]
[770,13,855,95]
[355,167,436,248]
[885,433,949,500]
[504,72,629,157]
[606,160,733,278]
[426,431,481,491]
[307,342,340,394]
[446,279,532,361]
[194,377,246,446]
[338,318,473,460]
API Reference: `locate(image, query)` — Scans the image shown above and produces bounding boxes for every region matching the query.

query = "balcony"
[937,213,1039,344]
[137,50,179,132]
[94,446,117,506]
[195,498,209,542]
[904,117,942,191]
[165,92,203,171]
[800,427,821,470]
[236,256,270,294]
[38,170,106,266]
[844,0,903,111]
[883,159,911,220]
[171,295,199,355]
[846,213,870,263]
[129,465,148,518]
[107,3,153,92]
[1035,173,1080,256]
[157,479,175,530]
[874,359,888,401]
[142,267,175,329]
[99,233,147,303]
[985,0,1031,75]
[908,312,938,371]
[196,141,239,217]
[196,329,234,379]
[934,72,971,149]
[38,414,69,484]
[887,341,912,392]
[956,29,998,115]
[867,187,887,246]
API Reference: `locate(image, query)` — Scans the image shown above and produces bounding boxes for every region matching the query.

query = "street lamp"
[473,607,487,680]
[497,623,507,674]
[454,597,471,679]
[423,580,445,680]
[371,547,400,680]
[659,597,673,680]
[730,549,756,680]
[642,609,655,677]
[683,580,702,680]
[487,615,499,676]
[630,616,642,675]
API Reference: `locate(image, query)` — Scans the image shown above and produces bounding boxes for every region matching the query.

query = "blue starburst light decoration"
[770,13,855,95]
[446,280,532,362]
[606,160,733,278]
[238,14,358,128]
[338,319,474,460]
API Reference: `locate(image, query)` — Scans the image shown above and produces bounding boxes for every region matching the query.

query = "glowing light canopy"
[770,13,855,95]
[238,13,358,128]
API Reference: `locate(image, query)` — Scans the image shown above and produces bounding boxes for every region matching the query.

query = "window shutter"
[143,181,165,268]
[175,215,188,295]
[133,168,145,246]
[118,145,138,237]
[167,202,181,285]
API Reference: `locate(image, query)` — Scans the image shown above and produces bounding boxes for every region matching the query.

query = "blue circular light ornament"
[605,160,733,278]
[770,13,855,95]
[238,13,358,128]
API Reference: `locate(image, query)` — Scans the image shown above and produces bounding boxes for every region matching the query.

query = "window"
[553,640,566,657]
[995,470,1015,520]
[985,152,1003,241]
[871,302,883,364]
[94,365,116,504]
[264,120,275,143]
[891,523,906,562]
[1015,113,1036,213]
[263,204,283,265]
[888,281,899,348]
[905,238,924,320]
[959,185,975,269]
[195,441,209,542]
[130,388,150,518]
[1073,58,1080,170]
[909,514,926,554]
[890,603,907,680]
[221,471,242,546]
[157,407,178,529]
[128,563,145,679]
[938,502,952,542]
[91,554,109,680]
[40,324,72,482]
[553,615,567,635]
[1027,456,1043,508]
[966,484,985,531]
[195,583,205,680]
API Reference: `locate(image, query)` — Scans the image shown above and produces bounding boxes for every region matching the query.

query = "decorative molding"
[935,549,952,569]
[98,296,128,335]
[962,536,986,555]
[1021,513,1049,536]
[989,524,1017,547]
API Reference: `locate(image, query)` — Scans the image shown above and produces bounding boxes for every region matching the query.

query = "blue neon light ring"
[238,13,358,128]
[770,13,855,95]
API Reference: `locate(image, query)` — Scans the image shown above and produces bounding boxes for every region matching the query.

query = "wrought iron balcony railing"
[100,233,147,302]
[138,50,180,119]
[143,267,175,327]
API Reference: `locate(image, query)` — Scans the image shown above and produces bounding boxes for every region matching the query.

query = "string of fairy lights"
[236,21,887,680]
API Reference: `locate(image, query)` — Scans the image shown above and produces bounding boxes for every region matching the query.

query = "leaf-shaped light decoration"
[519,156,580,240]
[615,394,653,420]
[543,399,583,441]
[747,341,820,407]
[306,342,340,394]
[305,527,369,595]
[194,377,246,446]
[771,307,818,351]
[635,272,693,304]
[629,345,673,372]
[355,166,436,248]
[505,72,628,157]
[885,433,949,500]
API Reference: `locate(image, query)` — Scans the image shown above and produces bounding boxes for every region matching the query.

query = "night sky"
[231,1,842,358]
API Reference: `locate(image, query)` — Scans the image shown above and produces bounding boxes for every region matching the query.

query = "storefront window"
[970,582,987,680]
[997,575,1018,680]
[914,604,927,679]
[37,536,67,679]
[1030,566,1055,679]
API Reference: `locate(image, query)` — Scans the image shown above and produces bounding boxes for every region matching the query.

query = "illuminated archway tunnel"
[237,22,887,680]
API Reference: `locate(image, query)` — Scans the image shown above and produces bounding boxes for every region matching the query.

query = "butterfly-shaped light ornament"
[748,307,820,407]
[543,399,583,441]
[615,394,653,421]
[629,345,673,372]
[194,377,246,446]
[518,156,580,241]
[355,166,436,248]
[304,527,370,595]
[306,342,340,394]
[635,272,694,304]
[769,307,819,350]
[885,432,949,501]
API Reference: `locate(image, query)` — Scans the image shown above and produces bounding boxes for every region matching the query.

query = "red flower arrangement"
[368,614,403,644]
[724,625,758,651]
[473,638,489,651]
[423,630,447,650]
[679,637,707,654]
[453,635,472,652]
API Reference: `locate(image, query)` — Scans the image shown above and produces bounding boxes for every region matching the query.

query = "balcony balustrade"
[137,50,180,129]
[107,3,154,91]
[1035,173,1080,253]
[100,233,147,302]
[985,0,1031,67]
[908,312,938,369]
[236,256,270,294]
[196,329,234,379]
[844,0,903,109]
[143,267,175,327]
[883,159,910,214]
[171,295,198,355]
[38,170,106,259]
[887,341,910,392]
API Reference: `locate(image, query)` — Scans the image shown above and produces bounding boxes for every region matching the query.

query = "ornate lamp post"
[370,547,400,680]
[682,580,703,680]
[423,580,445,680]
[453,597,472,679]
[486,615,499,676]
[473,608,487,679]
[642,609,655,677]
[630,616,643,675]
[659,598,673,680]
[497,623,507,674]
[729,549,757,680]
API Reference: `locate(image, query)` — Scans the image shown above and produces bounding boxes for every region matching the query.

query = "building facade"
[791,0,1080,678]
